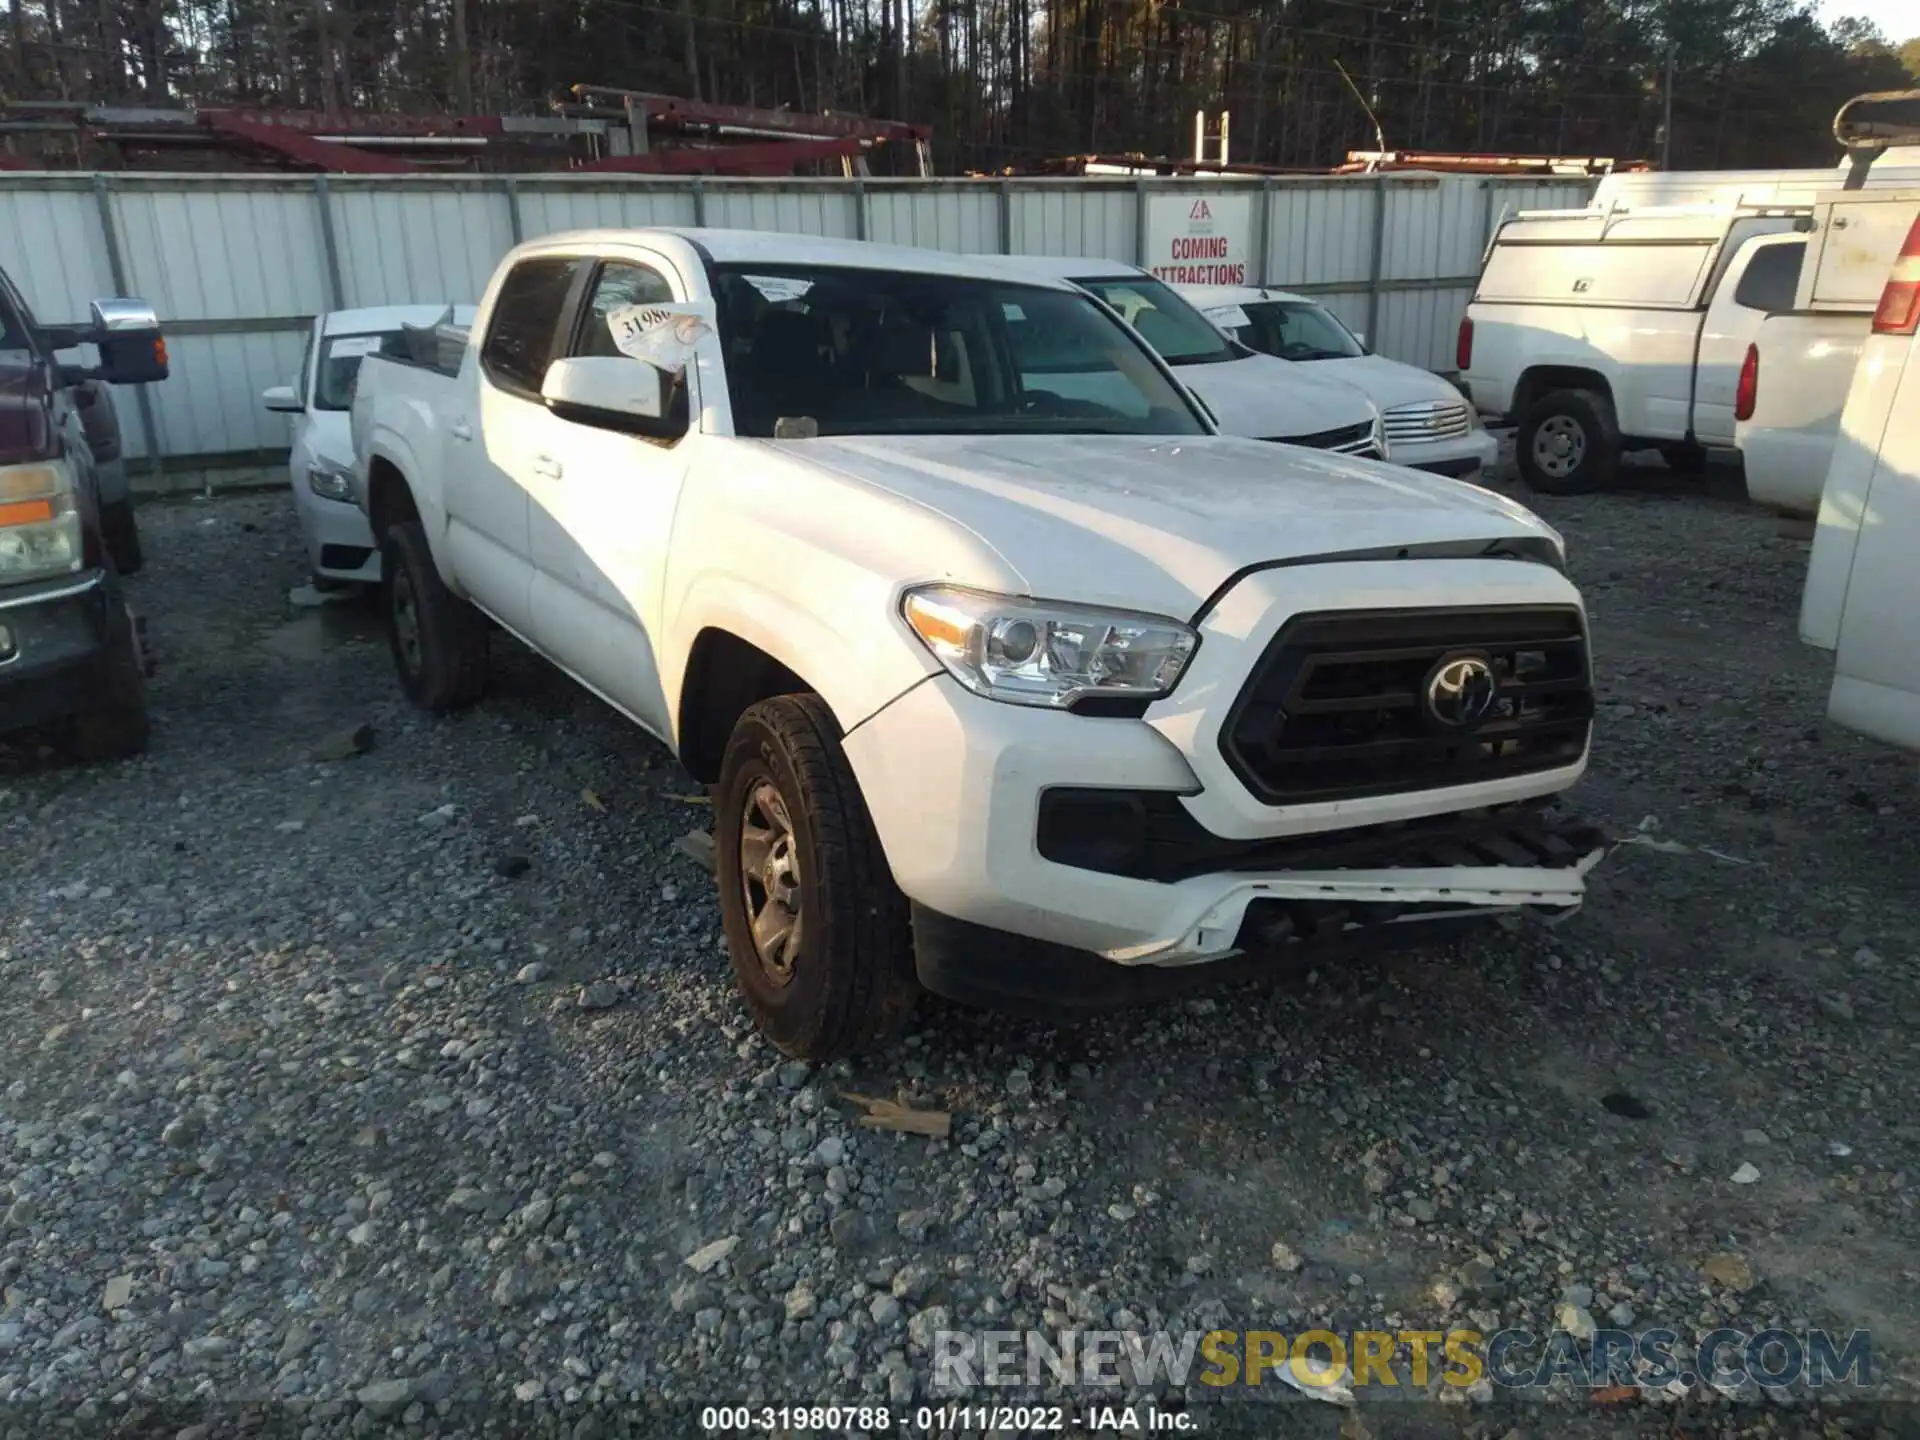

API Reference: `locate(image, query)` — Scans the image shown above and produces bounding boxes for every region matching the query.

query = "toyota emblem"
[1425,654,1498,729]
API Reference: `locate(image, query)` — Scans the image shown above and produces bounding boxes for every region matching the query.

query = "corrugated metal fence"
[0,171,1592,470]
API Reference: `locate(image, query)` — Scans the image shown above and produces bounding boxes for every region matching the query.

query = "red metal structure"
[0,93,934,176]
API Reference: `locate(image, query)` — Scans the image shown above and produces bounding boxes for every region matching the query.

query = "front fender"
[663,567,940,744]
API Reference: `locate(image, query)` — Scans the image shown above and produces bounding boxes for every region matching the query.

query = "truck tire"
[70,603,150,762]
[381,520,487,712]
[1516,388,1619,495]
[715,694,917,1060]
[100,498,144,576]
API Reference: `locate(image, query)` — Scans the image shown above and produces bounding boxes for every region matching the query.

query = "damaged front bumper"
[1101,805,1609,966]
[909,806,1611,1019]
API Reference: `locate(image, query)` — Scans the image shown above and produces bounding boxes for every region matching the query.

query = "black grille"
[1271,421,1374,450]
[1038,789,1606,884]
[1222,607,1593,804]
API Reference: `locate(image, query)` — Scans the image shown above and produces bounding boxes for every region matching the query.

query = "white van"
[1800,204,1920,748]
[1177,282,1498,482]
[1460,203,1809,492]
[1738,187,1920,514]
[986,256,1387,459]
[1589,155,1920,210]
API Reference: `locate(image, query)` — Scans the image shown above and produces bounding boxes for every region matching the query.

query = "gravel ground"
[1,465,1917,1440]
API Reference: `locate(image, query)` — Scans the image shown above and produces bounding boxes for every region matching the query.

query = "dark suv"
[0,272,168,760]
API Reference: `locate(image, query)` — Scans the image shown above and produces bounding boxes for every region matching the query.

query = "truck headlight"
[902,584,1198,709]
[0,460,82,583]
[307,465,355,502]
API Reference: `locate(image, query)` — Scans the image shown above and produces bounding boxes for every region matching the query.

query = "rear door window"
[482,258,588,395]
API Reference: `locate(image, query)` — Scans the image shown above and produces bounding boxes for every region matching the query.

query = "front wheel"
[70,604,150,762]
[1516,388,1619,496]
[100,499,144,576]
[380,521,488,713]
[715,694,917,1060]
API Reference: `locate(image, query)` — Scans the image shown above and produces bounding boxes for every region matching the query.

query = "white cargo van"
[1738,187,1920,514]
[1589,156,1920,210]
[1460,204,1808,492]
[1800,203,1920,748]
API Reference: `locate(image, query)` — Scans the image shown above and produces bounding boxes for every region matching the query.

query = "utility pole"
[1661,40,1675,169]
[451,0,474,113]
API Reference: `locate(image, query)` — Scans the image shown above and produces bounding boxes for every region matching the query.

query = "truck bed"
[348,345,467,516]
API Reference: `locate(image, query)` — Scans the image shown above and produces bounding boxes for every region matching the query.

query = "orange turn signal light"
[0,498,56,527]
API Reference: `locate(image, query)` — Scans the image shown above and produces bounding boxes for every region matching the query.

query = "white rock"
[1730,1162,1761,1185]
[684,1236,739,1274]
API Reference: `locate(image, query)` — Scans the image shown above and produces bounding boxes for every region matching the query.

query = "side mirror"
[90,298,169,385]
[541,355,680,437]
[262,384,302,413]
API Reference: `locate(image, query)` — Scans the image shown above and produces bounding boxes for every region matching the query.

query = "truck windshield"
[1234,301,1366,362]
[1067,275,1240,367]
[712,264,1207,439]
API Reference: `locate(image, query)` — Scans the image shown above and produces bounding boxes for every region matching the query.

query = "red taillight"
[1872,213,1920,337]
[1456,316,1474,371]
[1735,343,1759,422]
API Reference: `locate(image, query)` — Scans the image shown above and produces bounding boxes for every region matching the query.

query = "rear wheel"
[381,520,487,712]
[715,694,916,1060]
[100,498,144,576]
[70,603,150,762]
[1516,388,1619,496]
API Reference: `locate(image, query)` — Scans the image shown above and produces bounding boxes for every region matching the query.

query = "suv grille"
[1383,400,1472,445]
[1269,421,1381,458]
[1221,607,1593,804]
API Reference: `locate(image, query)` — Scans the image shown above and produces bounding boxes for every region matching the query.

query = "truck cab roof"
[509,228,1090,291]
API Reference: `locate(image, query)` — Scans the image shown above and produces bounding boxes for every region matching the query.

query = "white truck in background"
[348,227,1607,1060]
[1737,187,1920,514]
[1459,202,1809,493]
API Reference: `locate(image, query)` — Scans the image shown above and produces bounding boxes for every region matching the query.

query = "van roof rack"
[1834,89,1920,189]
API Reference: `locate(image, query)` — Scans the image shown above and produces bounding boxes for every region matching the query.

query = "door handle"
[448,421,473,442]
[530,454,563,480]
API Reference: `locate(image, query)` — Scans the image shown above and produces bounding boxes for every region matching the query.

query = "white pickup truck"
[1460,203,1809,492]
[1736,187,1920,515]
[351,227,1607,1059]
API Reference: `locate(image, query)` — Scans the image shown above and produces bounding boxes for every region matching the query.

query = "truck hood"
[1172,352,1377,439]
[768,433,1562,619]
[0,359,52,468]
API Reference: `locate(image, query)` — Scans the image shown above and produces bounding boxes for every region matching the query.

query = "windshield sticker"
[328,335,385,358]
[606,302,715,374]
[1202,304,1251,330]
[1001,302,1026,321]
[741,275,814,304]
